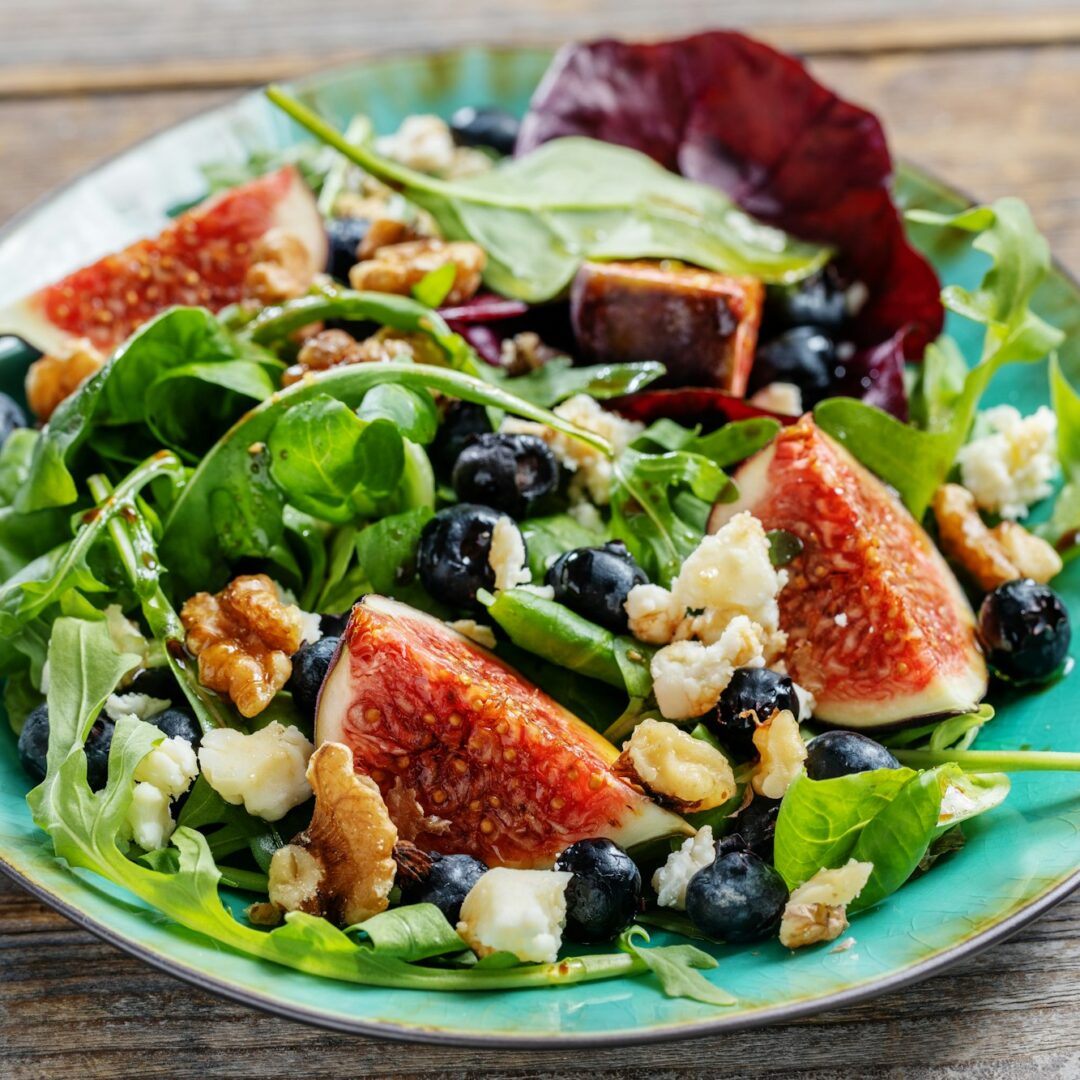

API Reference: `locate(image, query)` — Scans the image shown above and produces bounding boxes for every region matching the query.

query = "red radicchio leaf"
[517,31,943,370]
[609,387,796,430]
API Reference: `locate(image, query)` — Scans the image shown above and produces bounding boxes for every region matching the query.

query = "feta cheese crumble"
[956,405,1058,520]
[621,719,736,811]
[652,826,716,910]
[779,860,873,949]
[127,782,175,852]
[125,735,198,851]
[748,381,803,417]
[449,619,498,649]
[457,867,572,964]
[198,722,315,821]
[488,516,532,592]
[105,691,172,723]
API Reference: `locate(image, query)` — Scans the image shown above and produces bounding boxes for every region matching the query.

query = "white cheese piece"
[652,826,716,910]
[298,610,323,646]
[650,615,769,720]
[376,114,457,175]
[488,516,532,592]
[133,736,199,800]
[449,619,498,649]
[198,722,315,822]
[956,404,1058,520]
[127,781,175,852]
[792,682,816,722]
[748,382,803,417]
[779,860,873,949]
[622,719,735,811]
[456,867,572,964]
[751,709,807,799]
[105,604,150,667]
[105,692,172,723]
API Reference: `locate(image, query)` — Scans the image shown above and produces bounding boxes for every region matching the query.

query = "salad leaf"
[520,512,607,580]
[1042,356,1080,555]
[357,384,439,445]
[618,927,735,1006]
[351,904,465,961]
[160,362,612,594]
[411,262,458,309]
[816,198,1065,518]
[634,416,780,468]
[499,357,664,407]
[516,32,943,357]
[266,88,830,302]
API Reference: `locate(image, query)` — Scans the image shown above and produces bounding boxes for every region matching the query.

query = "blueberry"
[728,795,781,862]
[712,668,800,757]
[17,703,115,790]
[417,504,508,610]
[128,666,180,701]
[749,326,839,407]
[287,636,341,720]
[432,400,493,480]
[452,432,558,518]
[765,266,848,334]
[324,216,370,282]
[398,853,488,925]
[978,578,1071,683]
[0,392,28,447]
[554,838,642,943]
[685,837,788,943]
[545,541,648,634]
[150,707,201,749]
[805,730,900,780]
[17,703,50,783]
[319,612,351,638]
[449,106,520,156]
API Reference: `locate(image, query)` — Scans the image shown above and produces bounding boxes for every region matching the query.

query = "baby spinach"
[266,88,829,303]
[501,358,664,408]
[635,416,781,469]
[815,198,1065,518]
[519,513,607,580]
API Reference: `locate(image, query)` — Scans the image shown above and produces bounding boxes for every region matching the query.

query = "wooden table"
[3,2,1080,1076]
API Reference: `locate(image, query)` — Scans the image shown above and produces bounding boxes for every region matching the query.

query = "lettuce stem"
[894,748,1080,772]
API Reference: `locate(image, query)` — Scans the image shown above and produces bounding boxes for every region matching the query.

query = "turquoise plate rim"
[2,44,1080,1048]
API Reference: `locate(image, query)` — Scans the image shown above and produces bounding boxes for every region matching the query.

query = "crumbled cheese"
[567,500,604,531]
[127,782,175,852]
[748,381,803,417]
[133,736,199,800]
[517,583,555,600]
[488,516,532,592]
[833,612,849,628]
[621,719,735,811]
[957,405,1058,520]
[938,784,978,825]
[105,692,172,723]
[650,615,769,720]
[652,826,716,910]
[449,619,498,649]
[779,860,873,949]
[198,722,314,821]
[504,394,644,505]
[625,511,786,651]
[457,867,572,964]
[105,604,151,667]
[298,610,323,646]
[377,115,457,175]
[793,682,816,722]
[751,709,807,799]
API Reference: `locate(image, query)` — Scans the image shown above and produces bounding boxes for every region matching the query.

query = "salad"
[0,29,1078,1006]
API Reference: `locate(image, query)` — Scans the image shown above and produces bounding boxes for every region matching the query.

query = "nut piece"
[932,483,1062,590]
[349,239,486,305]
[181,574,305,717]
[25,340,105,420]
[779,860,873,949]
[751,709,807,799]
[244,228,317,305]
[268,741,399,926]
[617,719,735,812]
[358,216,413,260]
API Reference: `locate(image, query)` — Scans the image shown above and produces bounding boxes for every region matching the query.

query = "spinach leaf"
[636,417,782,469]
[501,358,664,407]
[267,396,405,523]
[0,428,39,506]
[848,767,943,911]
[611,448,733,585]
[773,768,916,890]
[815,198,1065,518]
[161,362,611,594]
[356,384,439,445]
[353,506,433,597]
[520,512,607,579]
[266,89,830,302]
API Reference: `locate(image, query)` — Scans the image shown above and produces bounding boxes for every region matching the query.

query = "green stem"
[217,865,270,893]
[894,748,1080,772]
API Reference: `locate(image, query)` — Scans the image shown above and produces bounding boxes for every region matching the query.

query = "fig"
[2,166,326,354]
[316,596,689,867]
[709,417,987,727]
[571,260,763,393]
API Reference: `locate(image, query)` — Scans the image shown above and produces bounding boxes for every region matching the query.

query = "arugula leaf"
[351,904,464,960]
[500,358,664,407]
[816,198,1065,518]
[611,448,733,585]
[635,416,781,468]
[908,337,968,433]
[0,428,39,506]
[411,263,458,308]
[618,927,735,1006]
[266,89,830,302]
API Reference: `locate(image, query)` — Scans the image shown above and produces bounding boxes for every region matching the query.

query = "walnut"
[616,718,736,812]
[180,574,304,717]
[358,216,413,260]
[751,709,806,799]
[281,327,426,386]
[25,340,105,420]
[268,742,398,926]
[499,332,558,377]
[348,239,485,305]
[779,860,873,949]
[243,228,316,305]
[932,483,1062,590]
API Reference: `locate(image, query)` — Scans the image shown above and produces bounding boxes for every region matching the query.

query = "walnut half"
[268,742,398,927]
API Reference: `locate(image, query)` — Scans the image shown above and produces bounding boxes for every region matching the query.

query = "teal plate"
[2,45,1080,1048]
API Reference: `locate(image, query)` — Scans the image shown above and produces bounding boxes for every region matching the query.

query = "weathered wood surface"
[2,2,1080,1076]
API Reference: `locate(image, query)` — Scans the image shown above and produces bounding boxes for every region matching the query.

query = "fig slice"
[316,596,689,868]
[709,416,987,727]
